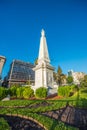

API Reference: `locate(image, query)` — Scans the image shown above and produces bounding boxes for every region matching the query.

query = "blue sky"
[0,0,87,78]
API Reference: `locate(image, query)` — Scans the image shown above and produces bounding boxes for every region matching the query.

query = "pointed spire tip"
[41,29,45,37]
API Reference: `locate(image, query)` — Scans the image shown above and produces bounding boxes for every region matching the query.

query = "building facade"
[6,60,35,87]
[68,70,85,84]
[0,55,6,86]
[0,55,6,77]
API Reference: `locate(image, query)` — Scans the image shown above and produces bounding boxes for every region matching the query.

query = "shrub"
[35,87,47,98]
[23,86,34,99]
[0,118,10,130]
[16,87,24,98]
[58,86,71,97]
[58,85,79,98]
[0,87,6,100]
[9,86,17,97]
[80,81,87,88]
[70,85,79,92]
[5,88,10,95]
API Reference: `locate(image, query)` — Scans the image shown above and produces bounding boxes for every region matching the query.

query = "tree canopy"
[66,76,73,84]
[80,75,87,88]
[54,66,66,86]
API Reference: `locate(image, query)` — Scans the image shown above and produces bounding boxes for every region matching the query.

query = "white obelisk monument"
[33,29,54,91]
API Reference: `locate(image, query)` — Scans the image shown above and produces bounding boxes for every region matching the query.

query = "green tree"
[80,75,87,88]
[84,75,87,80]
[57,66,62,75]
[56,66,66,86]
[66,76,73,84]
[53,72,57,82]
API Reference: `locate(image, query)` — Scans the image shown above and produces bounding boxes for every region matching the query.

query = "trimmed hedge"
[0,87,7,100]
[58,85,78,98]
[58,86,71,97]
[9,86,17,97]
[16,87,24,98]
[23,86,34,99]
[9,85,34,99]
[35,87,47,98]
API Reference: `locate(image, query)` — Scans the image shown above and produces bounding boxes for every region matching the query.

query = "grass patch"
[0,117,10,130]
[79,88,87,99]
